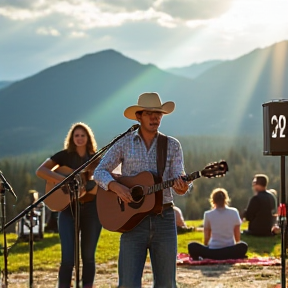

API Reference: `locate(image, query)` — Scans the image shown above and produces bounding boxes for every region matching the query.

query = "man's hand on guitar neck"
[173,176,191,195]
[108,181,133,203]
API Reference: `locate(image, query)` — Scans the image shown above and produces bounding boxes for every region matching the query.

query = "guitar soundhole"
[131,185,144,202]
[128,185,145,209]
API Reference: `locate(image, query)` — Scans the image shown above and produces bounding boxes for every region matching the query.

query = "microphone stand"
[26,203,42,288]
[0,183,10,287]
[74,196,80,288]
[1,124,139,286]
[28,210,35,288]
[67,174,81,288]
[279,156,286,288]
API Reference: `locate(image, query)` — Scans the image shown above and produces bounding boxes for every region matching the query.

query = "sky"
[1,0,288,80]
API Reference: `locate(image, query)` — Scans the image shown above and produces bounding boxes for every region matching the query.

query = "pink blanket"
[177,253,281,266]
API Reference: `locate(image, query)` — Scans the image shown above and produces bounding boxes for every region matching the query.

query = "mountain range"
[0,81,13,90]
[1,40,288,156]
[166,60,224,79]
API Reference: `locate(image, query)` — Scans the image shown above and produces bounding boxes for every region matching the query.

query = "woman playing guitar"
[36,122,102,288]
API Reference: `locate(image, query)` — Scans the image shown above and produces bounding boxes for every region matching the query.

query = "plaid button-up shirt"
[94,129,190,204]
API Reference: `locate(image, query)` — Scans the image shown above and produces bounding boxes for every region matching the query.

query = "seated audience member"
[188,188,248,260]
[173,206,194,234]
[242,174,276,236]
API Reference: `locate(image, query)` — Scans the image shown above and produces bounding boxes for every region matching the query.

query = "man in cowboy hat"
[94,92,192,288]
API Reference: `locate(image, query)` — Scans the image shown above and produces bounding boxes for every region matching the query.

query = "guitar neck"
[148,171,201,194]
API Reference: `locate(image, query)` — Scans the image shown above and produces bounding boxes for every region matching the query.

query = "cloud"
[97,0,155,12]
[0,0,287,81]
[0,1,168,29]
[0,6,48,20]
[155,0,232,20]
[36,27,60,36]
[70,31,87,38]
[0,0,232,27]
[0,0,33,9]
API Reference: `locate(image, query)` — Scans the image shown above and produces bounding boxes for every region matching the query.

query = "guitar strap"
[157,132,168,178]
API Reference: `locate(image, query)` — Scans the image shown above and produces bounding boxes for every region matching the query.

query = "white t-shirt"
[204,206,242,249]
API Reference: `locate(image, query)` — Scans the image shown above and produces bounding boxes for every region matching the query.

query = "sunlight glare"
[270,42,288,99]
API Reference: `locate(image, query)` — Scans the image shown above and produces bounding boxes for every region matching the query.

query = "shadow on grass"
[7,233,60,255]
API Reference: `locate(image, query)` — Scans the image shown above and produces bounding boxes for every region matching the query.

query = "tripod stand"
[0,183,8,287]
[24,205,43,288]
[27,210,36,288]
[67,173,82,287]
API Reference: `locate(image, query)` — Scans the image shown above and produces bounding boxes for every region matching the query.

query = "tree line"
[0,135,286,232]
[176,135,285,220]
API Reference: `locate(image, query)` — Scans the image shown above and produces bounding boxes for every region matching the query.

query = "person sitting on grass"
[188,188,248,260]
[173,206,194,234]
[242,174,276,237]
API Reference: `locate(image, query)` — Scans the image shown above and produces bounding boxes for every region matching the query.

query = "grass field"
[0,220,282,273]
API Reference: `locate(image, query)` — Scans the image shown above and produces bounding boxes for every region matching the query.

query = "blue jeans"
[58,198,102,288]
[118,207,177,288]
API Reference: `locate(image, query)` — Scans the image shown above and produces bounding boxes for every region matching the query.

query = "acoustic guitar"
[97,160,228,232]
[44,166,98,212]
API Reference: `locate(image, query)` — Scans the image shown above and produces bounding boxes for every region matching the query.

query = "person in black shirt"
[242,174,276,237]
[36,122,102,288]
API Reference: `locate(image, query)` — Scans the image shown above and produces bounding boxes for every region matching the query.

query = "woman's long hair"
[64,122,97,154]
[209,188,230,208]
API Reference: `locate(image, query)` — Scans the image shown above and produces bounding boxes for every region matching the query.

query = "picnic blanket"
[177,253,281,266]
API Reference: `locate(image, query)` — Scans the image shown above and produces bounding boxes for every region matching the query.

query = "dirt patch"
[5,261,283,288]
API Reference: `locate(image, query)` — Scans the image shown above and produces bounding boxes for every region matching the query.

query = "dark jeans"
[118,207,177,288]
[188,241,248,260]
[58,198,102,288]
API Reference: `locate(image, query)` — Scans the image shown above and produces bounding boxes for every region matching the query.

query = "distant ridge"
[1,41,288,157]
[167,60,224,79]
[0,81,13,90]
[192,40,288,133]
[0,49,195,155]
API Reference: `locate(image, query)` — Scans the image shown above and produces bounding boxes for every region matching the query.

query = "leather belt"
[163,202,174,211]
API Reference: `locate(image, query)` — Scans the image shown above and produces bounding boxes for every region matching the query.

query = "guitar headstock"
[201,160,228,178]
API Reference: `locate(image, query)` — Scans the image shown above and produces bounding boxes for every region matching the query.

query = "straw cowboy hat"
[124,92,175,120]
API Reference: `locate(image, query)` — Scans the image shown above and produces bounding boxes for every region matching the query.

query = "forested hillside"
[176,136,283,219]
[1,135,285,232]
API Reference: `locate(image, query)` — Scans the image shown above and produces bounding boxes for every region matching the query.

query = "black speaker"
[263,100,288,155]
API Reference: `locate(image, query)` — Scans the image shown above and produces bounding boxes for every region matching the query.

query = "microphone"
[0,171,17,200]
